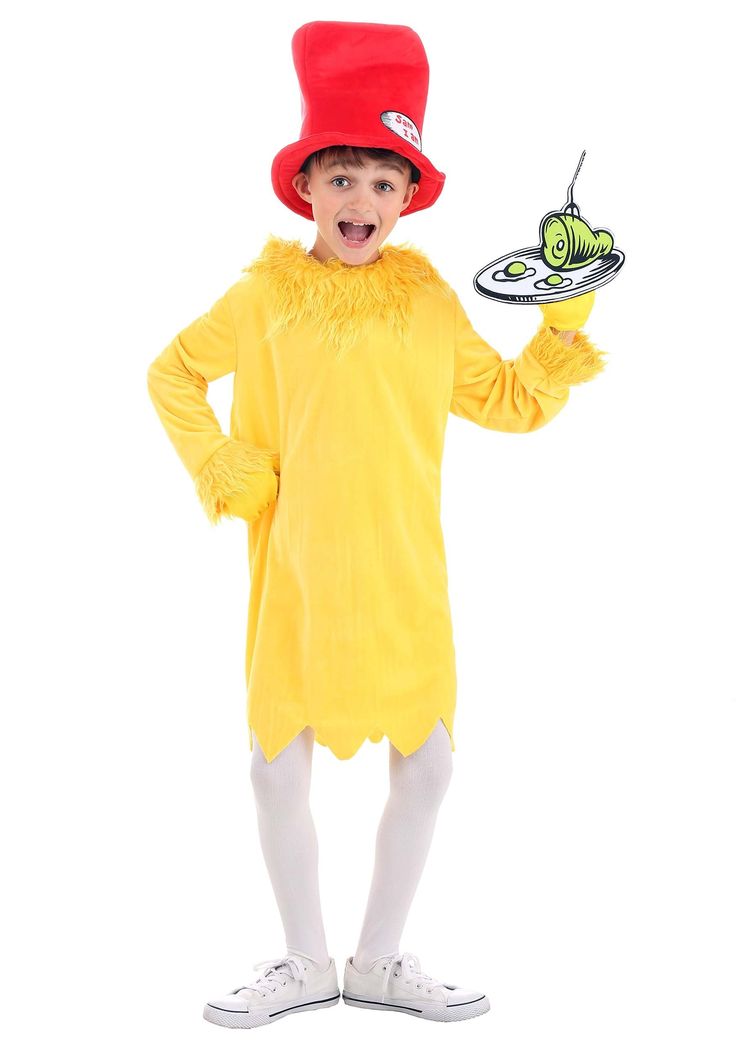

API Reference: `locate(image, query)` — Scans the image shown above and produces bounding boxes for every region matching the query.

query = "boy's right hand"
[222,470,279,522]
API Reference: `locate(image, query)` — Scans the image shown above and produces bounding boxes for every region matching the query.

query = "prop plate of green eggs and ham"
[473,150,625,305]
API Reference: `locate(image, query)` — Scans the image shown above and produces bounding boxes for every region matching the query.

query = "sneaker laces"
[232,952,322,998]
[373,951,442,1002]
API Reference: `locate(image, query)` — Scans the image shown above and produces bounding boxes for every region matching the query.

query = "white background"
[2,2,734,1048]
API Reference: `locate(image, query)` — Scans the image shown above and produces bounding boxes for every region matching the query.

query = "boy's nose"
[348,193,373,214]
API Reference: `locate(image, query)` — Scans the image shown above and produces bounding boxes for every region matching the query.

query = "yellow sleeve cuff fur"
[194,439,280,525]
[517,323,608,393]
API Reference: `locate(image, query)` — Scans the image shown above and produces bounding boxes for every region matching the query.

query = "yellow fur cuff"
[524,324,608,388]
[194,439,280,525]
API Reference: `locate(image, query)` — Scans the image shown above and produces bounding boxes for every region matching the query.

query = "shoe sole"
[203,990,340,1029]
[342,990,490,1022]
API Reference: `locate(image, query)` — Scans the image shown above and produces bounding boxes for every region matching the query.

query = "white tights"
[249,719,453,972]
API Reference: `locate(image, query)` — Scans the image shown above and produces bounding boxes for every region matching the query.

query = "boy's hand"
[221,470,279,522]
[539,289,595,332]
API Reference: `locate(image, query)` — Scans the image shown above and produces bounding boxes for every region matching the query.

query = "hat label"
[380,111,422,153]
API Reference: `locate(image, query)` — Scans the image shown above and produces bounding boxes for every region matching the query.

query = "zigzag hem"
[247,714,456,763]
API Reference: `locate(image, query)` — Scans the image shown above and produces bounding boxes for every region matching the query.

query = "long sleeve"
[449,289,607,433]
[147,285,280,524]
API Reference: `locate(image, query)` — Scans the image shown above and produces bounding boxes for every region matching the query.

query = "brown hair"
[300,145,421,187]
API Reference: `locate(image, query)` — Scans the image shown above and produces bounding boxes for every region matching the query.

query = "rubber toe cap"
[446,984,486,1006]
[206,993,250,1012]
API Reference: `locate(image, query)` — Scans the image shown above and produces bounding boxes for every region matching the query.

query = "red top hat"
[271,21,446,220]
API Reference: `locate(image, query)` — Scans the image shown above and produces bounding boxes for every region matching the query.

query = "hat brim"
[271,130,446,220]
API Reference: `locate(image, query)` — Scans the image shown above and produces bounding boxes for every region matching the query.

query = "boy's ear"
[291,172,311,205]
[402,182,419,209]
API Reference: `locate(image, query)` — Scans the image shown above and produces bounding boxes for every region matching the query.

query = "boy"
[147,20,604,1029]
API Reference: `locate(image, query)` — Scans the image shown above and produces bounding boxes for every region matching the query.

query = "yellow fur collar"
[241,234,454,360]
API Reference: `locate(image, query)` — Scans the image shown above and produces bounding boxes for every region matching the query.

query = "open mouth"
[337,220,376,248]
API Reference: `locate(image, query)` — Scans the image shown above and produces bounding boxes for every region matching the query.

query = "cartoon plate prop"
[474,150,625,305]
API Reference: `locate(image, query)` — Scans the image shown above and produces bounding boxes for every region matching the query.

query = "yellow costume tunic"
[148,235,606,762]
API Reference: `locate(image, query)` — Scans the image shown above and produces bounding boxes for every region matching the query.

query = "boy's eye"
[331,177,393,191]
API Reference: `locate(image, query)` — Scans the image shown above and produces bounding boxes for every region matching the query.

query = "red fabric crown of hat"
[271,21,446,220]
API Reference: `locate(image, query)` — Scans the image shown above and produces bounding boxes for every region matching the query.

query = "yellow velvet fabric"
[147,235,607,762]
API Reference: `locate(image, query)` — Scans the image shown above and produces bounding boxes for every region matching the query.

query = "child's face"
[292,157,419,265]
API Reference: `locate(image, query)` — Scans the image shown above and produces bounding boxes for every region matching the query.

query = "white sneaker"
[203,952,340,1029]
[343,950,490,1023]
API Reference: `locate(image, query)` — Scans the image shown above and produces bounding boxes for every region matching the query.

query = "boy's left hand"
[539,290,595,332]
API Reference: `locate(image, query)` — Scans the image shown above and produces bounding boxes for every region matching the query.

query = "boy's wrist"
[550,327,576,345]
